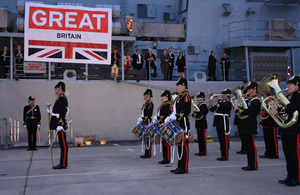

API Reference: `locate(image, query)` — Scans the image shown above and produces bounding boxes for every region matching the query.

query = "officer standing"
[153,90,173,164]
[23,96,41,151]
[219,52,231,81]
[137,89,154,158]
[209,89,232,161]
[270,75,300,186]
[166,78,191,174]
[50,81,69,169]
[235,81,261,171]
[192,92,209,156]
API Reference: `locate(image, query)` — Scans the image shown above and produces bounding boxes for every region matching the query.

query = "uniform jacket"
[237,95,261,134]
[23,105,41,125]
[50,93,68,130]
[156,101,173,124]
[219,57,231,70]
[141,100,154,125]
[209,99,232,129]
[260,110,277,128]
[278,91,300,135]
[193,102,208,129]
[174,91,191,130]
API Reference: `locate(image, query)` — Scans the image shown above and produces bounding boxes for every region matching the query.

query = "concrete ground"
[0,139,299,195]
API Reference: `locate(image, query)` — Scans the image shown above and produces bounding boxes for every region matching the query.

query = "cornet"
[209,92,223,101]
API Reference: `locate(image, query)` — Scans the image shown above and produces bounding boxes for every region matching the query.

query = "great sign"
[29,6,108,33]
[25,3,112,64]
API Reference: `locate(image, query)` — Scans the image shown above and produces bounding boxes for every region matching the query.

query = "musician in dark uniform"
[166,78,191,174]
[192,92,209,156]
[235,81,260,171]
[270,75,300,186]
[209,89,232,161]
[153,90,173,164]
[23,96,41,151]
[260,105,278,159]
[137,89,154,158]
[50,81,69,169]
[235,89,248,155]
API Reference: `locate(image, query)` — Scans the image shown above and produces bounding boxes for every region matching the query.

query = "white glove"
[23,125,27,128]
[136,117,143,125]
[38,124,40,128]
[165,113,176,123]
[47,107,52,114]
[56,126,63,132]
[151,116,157,123]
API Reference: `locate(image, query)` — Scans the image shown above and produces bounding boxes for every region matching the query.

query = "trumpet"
[209,92,223,101]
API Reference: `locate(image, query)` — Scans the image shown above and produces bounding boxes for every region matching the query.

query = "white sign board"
[24,3,112,64]
[23,61,47,73]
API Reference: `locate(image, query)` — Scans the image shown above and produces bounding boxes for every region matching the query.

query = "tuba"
[171,92,200,113]
[231,86,249,119]
[257,73,299,128]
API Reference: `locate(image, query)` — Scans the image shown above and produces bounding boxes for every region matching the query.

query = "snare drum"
[146,123,160,140]
[160,120,184,144]
[132,123,147,139]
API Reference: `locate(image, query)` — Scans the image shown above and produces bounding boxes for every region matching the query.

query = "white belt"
[51,113,59,119]
[214,113,231,135]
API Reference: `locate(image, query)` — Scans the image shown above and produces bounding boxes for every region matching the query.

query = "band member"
[260,104,278,159]
[50,82,69,169]
[137,89,154,158]
[235,89,248,155]
[235,81,260,171]
[23,96,41,151]
[153,90,173,164]
[166,78,191,174]
[209,89,232,161]
[270,75,300,186]
[192,92,209,156]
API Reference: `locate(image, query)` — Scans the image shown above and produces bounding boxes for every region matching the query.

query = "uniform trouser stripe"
[225,134,229,159]
[252,134,258,169]
[185,140,189,172]
[60,131,67,167]
[273,127,278,157]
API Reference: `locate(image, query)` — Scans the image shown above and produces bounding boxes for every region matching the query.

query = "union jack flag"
[28,40,108,61]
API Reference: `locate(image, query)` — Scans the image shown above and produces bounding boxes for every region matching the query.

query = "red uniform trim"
[225,130,229,159]
[252,134,258,169]
[184,136,189,172]
[61,131,67,167]
[273,127,278,156]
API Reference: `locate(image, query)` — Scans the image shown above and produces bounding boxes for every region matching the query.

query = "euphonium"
[171,92,200,113]
[257,73,299,128]
[231,85,249,119]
